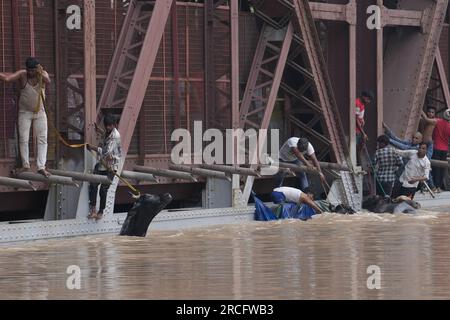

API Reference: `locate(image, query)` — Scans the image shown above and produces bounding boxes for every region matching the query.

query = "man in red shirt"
[356,90,374,157]
[431,109,450,191]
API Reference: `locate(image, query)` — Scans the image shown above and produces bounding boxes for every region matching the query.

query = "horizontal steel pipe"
[0,177,36,190]
[169,164,231,181]
[318,162,349,171]
[16,172,80,187]
[277,161,349,173]
[48,169,111,185]
[199,164,261,177]
[121,170,158,182]
[134,166,197,182]
[276,162,321,175]
[258,166,295,177]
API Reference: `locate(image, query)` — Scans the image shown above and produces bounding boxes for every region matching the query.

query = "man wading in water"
[0,57,51,177]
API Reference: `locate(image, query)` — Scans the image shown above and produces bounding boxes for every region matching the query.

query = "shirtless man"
[0,57,51,177]
[420,107,437,144]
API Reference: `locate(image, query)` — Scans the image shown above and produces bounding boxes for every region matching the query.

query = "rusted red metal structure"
[0,0,449,220]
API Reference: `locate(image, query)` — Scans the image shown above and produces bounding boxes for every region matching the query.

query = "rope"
[35,71,140,197]
[97,157,141,198]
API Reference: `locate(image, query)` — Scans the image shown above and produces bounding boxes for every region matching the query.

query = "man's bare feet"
[15,167,31,174]
[95,211,104,220]
[87,206,97,219]
[37,169,51,178]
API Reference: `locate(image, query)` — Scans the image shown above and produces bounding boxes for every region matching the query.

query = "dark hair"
[426,106,436,112]
[419,142,428,149]
[361,90,375,100]
[103,113,117,126]
[297,137,309,152]
[25,57,40,69]
[376,135,390,146]
[303,186,314,196]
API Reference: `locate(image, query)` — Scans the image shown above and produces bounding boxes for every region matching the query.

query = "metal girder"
[432,48,450,111]
[384,0,449,140]
[115,0,173,157]
[239,23,294,203]
[382,7,423,28]
[204,0,233,131]
[84,0,96,144]
[247,0,359,208]
[309,1,356,24]
[291,0,350,165]
[0,205,257,243]
[239,24,293,129]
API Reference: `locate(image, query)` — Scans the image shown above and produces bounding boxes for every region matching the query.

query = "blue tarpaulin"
[253,193,317,221]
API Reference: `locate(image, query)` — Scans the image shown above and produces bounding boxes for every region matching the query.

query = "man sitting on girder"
[275,137,325,189]
[86,114,122,220]
[0,57,51,177]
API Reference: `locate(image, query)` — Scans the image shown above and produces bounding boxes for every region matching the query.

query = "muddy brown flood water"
[1,208,450,299]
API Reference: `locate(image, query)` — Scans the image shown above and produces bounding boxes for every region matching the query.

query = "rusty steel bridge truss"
[0,0,449,241]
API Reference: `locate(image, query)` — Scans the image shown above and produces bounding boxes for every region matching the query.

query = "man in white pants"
[0,57,51,177]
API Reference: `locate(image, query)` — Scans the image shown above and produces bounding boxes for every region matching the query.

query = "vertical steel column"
[53,0,61,164]
[435,48,450,108]
[204,1,215,129]
[349,0,357,165]
[230,0,240,206]
[171,2,181,130]
[11,0,21,70]
[84,0,97,144]
[28,0,35,56]
[377,0,384,137]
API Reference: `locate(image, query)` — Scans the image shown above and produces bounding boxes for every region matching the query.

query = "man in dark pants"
[391,143,431,199]
[373,135,403,197]
[275,137,325,189]
[87,114,122,220]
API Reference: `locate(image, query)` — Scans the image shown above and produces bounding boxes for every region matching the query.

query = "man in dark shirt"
[373,135,403,197]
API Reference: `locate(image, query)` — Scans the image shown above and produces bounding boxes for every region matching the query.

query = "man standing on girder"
[276,137,325,189]
[86,114,122,220]
[0,57,51,177]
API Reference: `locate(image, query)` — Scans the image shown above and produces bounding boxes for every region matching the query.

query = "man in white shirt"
[391,143,431,199]
[276,137,325,189]
[272,186,323,214]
